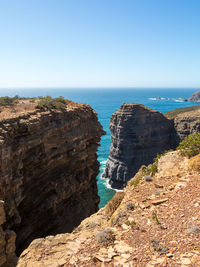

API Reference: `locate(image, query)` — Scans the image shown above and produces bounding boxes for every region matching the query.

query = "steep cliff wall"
[103,104,175,189]
[0,100,104,257]
[0,201,17,267]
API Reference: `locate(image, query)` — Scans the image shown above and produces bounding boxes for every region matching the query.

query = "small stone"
[154,184,164,189]
[181,257,191,265]
[152,198,168,205]
[187,225,200,236]
[151,240,169,254]
[126,202,135,211]
[144,175,153,182]
[95,228,115,244]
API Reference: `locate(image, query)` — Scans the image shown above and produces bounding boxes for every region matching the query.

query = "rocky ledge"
[0,99,105,264]
[103,104,200,189]
[17,150,200,266]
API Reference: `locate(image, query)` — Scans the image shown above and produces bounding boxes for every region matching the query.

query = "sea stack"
[0,98,105,262]
[188,90,200,102]
[103,103,175,189]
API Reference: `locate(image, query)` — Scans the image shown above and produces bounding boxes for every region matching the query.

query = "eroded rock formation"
[0,100,104,257]
[188,90,200,102]
[103,104,176,189]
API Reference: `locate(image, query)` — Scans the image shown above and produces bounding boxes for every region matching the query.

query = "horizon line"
[0,86,199,90]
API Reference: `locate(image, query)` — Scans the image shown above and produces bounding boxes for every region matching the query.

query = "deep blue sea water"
[1,88,199,207]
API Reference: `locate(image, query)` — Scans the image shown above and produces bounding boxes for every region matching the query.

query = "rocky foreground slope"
[17,150,200,266]
[0,99,104,265]
[103,104,200,189]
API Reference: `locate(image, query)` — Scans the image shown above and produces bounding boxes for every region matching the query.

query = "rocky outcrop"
[188,90,200,102]
[102,104,175,189]
[0,100,104,257]
[17,151,200,266]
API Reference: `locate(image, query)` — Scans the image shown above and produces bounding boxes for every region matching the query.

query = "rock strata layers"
[103,104,175,189]
[103,104,200,189]
[0,101,104,257]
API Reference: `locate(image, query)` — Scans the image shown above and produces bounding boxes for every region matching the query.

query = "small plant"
[177,133,200,158]
[152,213,161,225]
[131,220,137,226]
[95,228,115,245]
[129,175,142,187]
[124,220,131,226]
[104,192,125,217]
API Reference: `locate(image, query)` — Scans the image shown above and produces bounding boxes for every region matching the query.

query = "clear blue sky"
[0,0,200,88]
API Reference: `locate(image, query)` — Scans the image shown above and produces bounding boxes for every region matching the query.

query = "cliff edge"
[0,98,105,264]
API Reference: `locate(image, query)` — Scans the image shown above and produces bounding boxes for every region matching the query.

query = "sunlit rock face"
[0,101,105,255]
[103,103,175,189]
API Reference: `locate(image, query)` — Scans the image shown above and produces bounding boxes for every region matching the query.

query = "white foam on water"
[175,99,184,102]
[100,176,123,192]
[100,160,107,166]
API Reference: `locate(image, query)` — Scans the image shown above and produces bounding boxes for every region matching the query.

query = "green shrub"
[36,96,66,111]
[0,96,18,107]
[177,133,200,158]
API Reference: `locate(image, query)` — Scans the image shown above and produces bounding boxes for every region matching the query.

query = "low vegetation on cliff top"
[0,95,20,106]
[36,96,66,111]
[164,105,200,119]
[0,95,67,111]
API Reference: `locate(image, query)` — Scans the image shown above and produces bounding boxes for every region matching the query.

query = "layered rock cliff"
[17,150,200,266]
[103,104,200,189]
[0,100,104,259]
[102,104,176,189]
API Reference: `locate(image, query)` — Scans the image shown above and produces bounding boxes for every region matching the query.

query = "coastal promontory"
[0,97,105,265]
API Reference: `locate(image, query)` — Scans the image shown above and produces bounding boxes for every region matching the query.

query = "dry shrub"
[104,192,125,217]
[188,154,200,172]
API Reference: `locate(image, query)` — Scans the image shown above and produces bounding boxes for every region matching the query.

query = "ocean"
[1,88,199,207]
